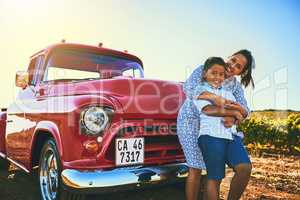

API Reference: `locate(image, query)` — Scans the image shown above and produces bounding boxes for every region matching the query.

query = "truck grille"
[116,124,177,137]
[105,124,184,163]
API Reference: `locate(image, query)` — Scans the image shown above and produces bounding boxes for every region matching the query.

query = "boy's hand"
[222,116,235,128]
[233,110,243,124]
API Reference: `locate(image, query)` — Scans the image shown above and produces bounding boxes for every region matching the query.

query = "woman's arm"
[183,65,204,99]
[231,80,250,116]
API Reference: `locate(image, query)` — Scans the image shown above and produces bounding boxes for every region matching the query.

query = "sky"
[0,0,299,111]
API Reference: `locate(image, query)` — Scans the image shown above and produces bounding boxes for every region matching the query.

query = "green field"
[239,110,300,156]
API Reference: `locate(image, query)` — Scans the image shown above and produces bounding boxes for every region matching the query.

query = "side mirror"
[15,71,29,89]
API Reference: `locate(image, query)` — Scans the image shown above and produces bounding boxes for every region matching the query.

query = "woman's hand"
[233,110,243,124]
[224,102,248,118]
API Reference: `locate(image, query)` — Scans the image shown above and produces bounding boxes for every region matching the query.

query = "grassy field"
[249,110,300,120]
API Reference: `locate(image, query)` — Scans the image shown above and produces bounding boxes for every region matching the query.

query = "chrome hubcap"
[40,148,59,200]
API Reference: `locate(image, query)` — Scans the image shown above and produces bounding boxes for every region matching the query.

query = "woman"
[177,49,255,200]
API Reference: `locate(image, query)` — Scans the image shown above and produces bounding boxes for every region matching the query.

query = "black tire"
[38,138,86,200]
[0,157,9,170]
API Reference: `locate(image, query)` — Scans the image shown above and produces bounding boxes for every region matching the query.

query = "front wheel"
[39,138,85,200]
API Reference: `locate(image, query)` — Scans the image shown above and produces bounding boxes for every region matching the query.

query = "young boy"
[193,57,251,200]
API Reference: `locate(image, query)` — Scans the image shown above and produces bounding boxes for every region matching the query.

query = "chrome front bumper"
[61,163,188,193]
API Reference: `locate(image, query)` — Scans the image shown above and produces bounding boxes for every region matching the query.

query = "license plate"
[115,137,144,166]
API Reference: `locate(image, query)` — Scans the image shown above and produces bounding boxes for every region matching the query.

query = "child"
[193,57,251,200]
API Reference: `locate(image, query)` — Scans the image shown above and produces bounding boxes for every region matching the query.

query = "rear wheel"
[39,138,85,200]
[0,157,9,170]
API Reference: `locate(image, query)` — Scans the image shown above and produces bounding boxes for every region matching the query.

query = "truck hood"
[43,78,185,117]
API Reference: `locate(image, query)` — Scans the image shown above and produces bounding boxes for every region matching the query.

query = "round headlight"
[80,106,112,135]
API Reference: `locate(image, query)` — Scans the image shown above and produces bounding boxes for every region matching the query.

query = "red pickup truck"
[0,43,188,200]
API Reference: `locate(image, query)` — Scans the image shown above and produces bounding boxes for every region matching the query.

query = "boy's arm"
[231,80,250,117]
[196,78,249,119]
[201,105,244,124]
[195,82,249,119]
[194,88,245,126]
[192,82,236,106]
[196,91,236,106]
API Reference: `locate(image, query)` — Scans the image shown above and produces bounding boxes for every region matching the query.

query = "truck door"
[6,55,44,169]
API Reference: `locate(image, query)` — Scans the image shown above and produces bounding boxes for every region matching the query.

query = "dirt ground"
[0,155,299,200]
[221,154,300,200]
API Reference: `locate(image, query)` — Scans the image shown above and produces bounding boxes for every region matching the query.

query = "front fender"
[31,121,63,159]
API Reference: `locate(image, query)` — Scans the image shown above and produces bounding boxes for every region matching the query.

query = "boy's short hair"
[203,57,226,72]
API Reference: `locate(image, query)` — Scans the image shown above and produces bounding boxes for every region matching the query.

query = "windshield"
[43,49,144,82]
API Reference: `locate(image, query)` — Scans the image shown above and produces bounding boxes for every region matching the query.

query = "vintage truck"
[0,42,188,200]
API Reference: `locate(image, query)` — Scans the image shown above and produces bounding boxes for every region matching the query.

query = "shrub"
[238,112,300,155]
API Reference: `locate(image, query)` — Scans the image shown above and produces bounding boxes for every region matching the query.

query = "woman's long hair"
[233,49,255,88]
